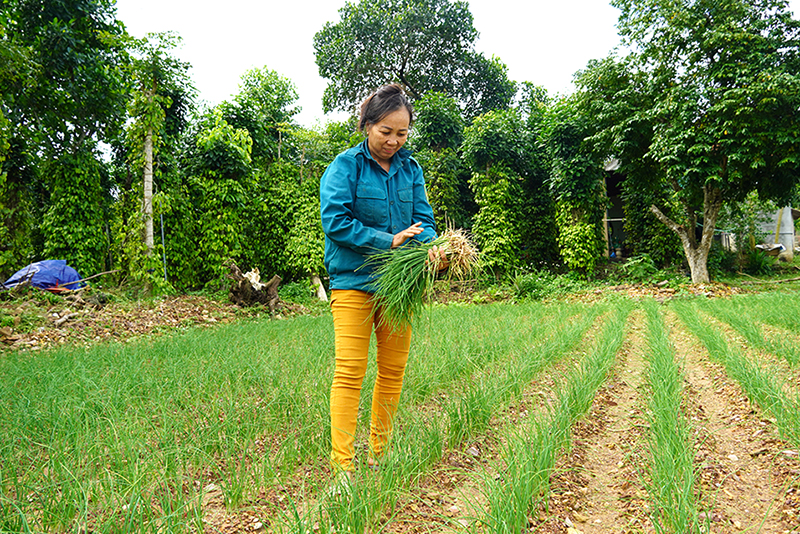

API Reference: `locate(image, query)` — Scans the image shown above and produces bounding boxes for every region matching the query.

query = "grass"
[673,300,800,449]
[701,294,800,367]
[642,301,699,533]
[478,303,631,533]
[3,289,800,532]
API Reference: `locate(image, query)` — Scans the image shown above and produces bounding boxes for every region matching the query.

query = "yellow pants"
[329,289,412,472]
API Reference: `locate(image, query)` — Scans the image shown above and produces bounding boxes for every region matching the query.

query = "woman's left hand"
[427,245,449,272]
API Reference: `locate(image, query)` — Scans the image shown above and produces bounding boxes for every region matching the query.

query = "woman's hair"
[358,84,414,132]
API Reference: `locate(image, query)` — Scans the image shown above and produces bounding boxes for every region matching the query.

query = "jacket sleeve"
[320,154,394,254]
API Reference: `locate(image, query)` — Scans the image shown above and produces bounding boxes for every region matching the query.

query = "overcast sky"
[115,0,800,128]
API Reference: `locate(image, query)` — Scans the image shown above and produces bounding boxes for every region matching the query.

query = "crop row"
[2,293,800,533]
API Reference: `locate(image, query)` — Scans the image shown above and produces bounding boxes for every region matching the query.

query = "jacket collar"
[358,139,411,175]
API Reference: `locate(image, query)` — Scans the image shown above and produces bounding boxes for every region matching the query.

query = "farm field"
[1,292,799,534]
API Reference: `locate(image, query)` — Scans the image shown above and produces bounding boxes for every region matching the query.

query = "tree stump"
[227,264,282,313]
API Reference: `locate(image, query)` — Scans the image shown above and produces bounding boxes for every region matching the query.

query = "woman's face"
[365,108,411,167]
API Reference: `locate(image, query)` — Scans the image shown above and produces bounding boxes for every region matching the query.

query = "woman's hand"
[392,222,424,249]
[427,245,450,272]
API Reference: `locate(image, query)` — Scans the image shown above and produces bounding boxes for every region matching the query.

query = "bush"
[744,249,775,275]
[512,269,586,301]
[707,240,738,277]
[278,280,315,304]
[621,254,657,282]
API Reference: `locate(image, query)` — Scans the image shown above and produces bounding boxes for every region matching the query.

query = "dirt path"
[667,311,800,533]
[380,312,613,534]
[541,310,654,534]
[381,347,583,534]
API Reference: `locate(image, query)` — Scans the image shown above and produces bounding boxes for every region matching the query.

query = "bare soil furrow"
[667,311,800,533]
[381,312,611,533]
[534,310,654,534]
[381,352,582,534]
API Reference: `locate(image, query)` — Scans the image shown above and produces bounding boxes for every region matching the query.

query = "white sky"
[115,0,800,128]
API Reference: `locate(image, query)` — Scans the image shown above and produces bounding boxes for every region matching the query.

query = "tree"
[7,0,128,156]
[314,0,514,117]
[186,111,254,286]
[583,0,800,283]
[458,53,517,120]
[3,0,129,276]
[462,109,530,276]
[126,32,192,259]
[219,67,300,164]
[0,10,38,276]
[543,98,606,276]
[413,92,465,151]
[411,92,471,229]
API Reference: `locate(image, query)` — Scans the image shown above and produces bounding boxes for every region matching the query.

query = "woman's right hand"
[391,222,424,249]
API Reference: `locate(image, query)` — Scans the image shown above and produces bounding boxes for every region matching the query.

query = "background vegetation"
[2,0,800,294]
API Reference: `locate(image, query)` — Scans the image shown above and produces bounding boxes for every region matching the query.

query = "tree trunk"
[650,184,723,284]
[310,274,328,302]
[227,264,282,313]
[143,123,154,256]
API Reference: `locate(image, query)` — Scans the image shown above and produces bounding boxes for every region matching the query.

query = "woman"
[319,84,444,484]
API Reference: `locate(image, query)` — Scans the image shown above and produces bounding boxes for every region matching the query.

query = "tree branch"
[650,204,682,235]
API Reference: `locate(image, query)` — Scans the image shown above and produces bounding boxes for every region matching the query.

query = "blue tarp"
[3,260,85,290]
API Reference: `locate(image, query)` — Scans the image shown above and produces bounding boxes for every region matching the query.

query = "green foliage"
[287,120,362,179]
[1,0,129,280]
[193,111,253,181]
[413,148,470,230]
[180,114,255,287]
[412,92,464,151]
[462,106,556,271]
[621,185,684,268]
[278,280,315,303]
[314,0,514,117]
[544,98,604,206]
[6,0,129,156]
[543,99,606,276]
[512,269,587,300]
[192,178,249,288]
[158,183,201,291]
[469,165,522,277]
[515,82,549,128]
[581,0,800,282]
[706,240,737,277]
[717,191,776,255]
[282,173,326,278]
[117,32,193,293]
[744,249,775,276]
[0,133,34,278]
[220,67,299,164]
[462,109,527,174]
[244,162,325,282]
[41,152,109,277]
[554,202,604,276]
[621,253,657,282]
[457,53,517,120]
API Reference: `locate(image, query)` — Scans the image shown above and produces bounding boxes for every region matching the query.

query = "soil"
[0,286,310,352]
[2,283,799,534]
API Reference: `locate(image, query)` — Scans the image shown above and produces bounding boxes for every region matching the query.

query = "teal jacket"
[320,140,437,292]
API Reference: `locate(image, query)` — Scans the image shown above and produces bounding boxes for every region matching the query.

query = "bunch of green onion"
[368,228,479,330]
